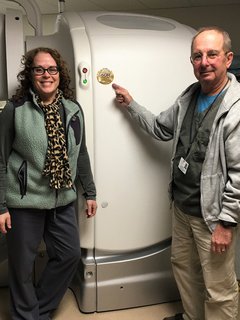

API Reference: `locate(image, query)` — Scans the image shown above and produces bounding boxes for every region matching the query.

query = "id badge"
[178,157,189,174]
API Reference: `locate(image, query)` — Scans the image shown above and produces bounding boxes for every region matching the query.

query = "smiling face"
[32,52,60,104]
[191,30,233,94]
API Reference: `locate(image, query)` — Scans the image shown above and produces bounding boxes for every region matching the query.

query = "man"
[112,27,240,320]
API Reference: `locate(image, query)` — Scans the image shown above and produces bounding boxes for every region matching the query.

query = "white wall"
[140,4,240,54]
[23,4,240,54]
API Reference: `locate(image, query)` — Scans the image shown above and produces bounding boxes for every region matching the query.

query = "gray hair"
[191,26,232,54]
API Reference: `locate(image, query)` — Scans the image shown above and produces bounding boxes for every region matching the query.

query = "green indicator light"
[83,79,88,84]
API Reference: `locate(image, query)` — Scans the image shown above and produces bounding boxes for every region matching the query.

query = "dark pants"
[7,202,81,320]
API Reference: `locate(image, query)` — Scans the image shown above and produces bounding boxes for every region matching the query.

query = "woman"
[0,47,97,320]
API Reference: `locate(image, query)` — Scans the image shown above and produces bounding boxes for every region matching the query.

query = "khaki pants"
[171,206,239,320]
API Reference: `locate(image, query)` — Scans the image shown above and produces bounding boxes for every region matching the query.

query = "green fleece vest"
[6,98,83,209]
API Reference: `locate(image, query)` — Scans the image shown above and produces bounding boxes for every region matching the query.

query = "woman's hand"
[86,200,97,218]
[0,211,11,234]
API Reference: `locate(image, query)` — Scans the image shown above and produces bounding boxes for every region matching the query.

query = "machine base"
[71,240,180,313]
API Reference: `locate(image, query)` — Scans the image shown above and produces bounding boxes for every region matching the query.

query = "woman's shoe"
[163,313,184,320]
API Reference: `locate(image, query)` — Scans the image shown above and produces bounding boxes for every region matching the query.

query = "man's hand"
[0,211,11,234]
[112,83,133,107]
[211,223,233,254]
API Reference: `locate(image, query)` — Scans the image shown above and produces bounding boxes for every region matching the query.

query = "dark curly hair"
[12,47,74,102]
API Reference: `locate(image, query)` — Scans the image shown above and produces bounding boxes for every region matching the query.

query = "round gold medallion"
[97,68,114,85]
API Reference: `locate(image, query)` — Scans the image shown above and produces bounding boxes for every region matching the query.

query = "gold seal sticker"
[97,68,114,85]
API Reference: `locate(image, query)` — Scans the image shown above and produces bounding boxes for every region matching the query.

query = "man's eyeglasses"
[190,50,229,65]
[32,66,60,75]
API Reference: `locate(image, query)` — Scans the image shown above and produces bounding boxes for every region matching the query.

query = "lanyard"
[187,79,229,156]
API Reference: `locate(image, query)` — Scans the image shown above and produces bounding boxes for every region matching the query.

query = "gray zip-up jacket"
[127,73,240,232]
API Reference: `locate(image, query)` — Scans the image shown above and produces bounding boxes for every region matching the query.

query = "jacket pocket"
[70,115,80,145]
[17,160,27,198]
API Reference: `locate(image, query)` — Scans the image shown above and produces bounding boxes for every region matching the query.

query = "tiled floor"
[0,287,183,320]
[1,287,240,319]
[54,290,183,320]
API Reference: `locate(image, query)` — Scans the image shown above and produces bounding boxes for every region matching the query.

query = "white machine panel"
[72,12,196,252]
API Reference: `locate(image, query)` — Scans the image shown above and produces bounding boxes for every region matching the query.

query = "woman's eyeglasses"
[32,66,60,75]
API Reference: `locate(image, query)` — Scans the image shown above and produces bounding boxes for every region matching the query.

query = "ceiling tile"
[189,0,240,5]
[1,0,240,15]
[35,0,102,14]
[89,0,147,11]
[138,0,192,9]
[63,0,103,12]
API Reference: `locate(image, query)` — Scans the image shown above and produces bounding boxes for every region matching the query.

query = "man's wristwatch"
[219,220,237,228]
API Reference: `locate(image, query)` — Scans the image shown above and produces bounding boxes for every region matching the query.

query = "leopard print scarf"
[36,90,73,189]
